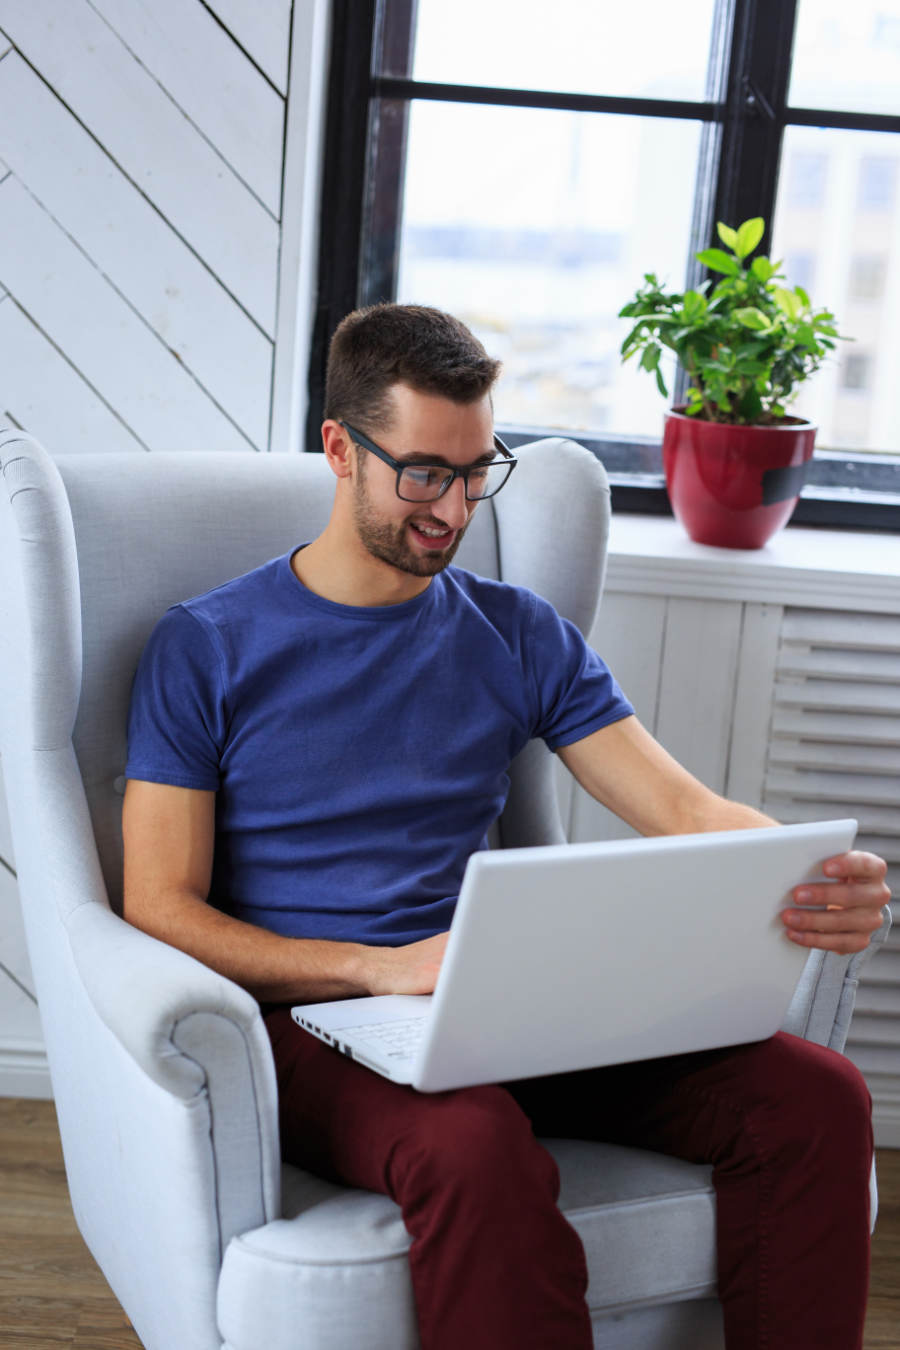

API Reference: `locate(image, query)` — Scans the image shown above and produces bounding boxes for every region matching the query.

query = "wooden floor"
[1,1097,898,1348]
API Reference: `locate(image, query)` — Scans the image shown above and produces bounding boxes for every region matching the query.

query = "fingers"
[821,849,889,883]
[782,850,890,954]
[782,904,884,953]
[791,850,891,909]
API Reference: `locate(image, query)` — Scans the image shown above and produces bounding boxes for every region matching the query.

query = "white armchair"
[0,427,889,1350]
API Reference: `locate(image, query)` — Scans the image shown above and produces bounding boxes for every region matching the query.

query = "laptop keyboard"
[339,1017,427,1060]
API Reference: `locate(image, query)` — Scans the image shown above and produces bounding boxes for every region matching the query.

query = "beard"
[352,478,469,578]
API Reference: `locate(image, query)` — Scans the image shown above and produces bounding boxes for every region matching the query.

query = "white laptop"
[292,818,857,1092]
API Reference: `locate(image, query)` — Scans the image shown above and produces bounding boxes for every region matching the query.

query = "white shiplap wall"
[0,0,330,1094]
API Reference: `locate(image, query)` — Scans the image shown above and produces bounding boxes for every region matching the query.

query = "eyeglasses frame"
[339,421,518,502]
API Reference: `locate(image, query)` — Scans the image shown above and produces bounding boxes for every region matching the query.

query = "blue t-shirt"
[125,550,633,944]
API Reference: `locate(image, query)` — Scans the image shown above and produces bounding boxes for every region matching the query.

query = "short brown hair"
[324,304,501,431]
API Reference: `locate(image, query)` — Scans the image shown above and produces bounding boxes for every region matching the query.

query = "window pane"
[383,0,720,102]
[789,0,900,116]
[385,101,704,439]
[772,126,900,453]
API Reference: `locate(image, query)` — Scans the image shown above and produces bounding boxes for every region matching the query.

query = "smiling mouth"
[409,521,456,548]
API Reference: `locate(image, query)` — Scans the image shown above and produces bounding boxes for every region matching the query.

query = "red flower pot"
[662,409,816,549]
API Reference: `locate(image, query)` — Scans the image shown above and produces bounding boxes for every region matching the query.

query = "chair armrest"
[10,746,283,1245]
[67,899,269,1093]
[780,904,893,1051]
[66,900,282,1233]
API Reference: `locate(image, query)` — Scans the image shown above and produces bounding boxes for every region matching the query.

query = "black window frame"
[307,0,900,532]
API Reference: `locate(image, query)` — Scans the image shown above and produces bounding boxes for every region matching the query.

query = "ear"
[321,420,356,480]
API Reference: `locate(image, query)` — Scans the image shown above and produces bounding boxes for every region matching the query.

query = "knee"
[766,1035,872,1169]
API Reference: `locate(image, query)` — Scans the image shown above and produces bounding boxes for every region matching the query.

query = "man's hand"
[782,850,890,954]
[364,932,449,996]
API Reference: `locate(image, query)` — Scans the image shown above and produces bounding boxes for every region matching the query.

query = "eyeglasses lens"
[397,461,511,501]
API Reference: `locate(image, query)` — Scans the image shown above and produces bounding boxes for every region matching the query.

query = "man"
[123,303,889,1350]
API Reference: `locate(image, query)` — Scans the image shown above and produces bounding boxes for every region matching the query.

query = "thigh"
[264,1006,544,1198]
[506,1031,870,1166]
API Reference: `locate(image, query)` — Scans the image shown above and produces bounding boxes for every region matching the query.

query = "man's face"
[351,385,494,579]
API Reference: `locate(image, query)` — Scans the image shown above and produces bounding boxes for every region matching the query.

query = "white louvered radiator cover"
[762,609,900,1143]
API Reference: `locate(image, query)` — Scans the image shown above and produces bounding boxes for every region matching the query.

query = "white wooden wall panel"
[772,678,900,716]
[771,706,896,746]
[0,978,46,1098]
[780,609,900,651]
[0,176,254,452]
[654,598,743,792]
[726,603,783,807]
[0,757,14,870]
[211,0,293,94]
[1,0,279,334]
[779,647,900,682]
[0,297,144,454]
[0,862,34,994]
[569,593,667,843]
[568,579,900,1144]
[0,763,41,1096]
[768,740,900,773]
[592,593,668,727]
[269,0,331,455]
[762,607,900,1146]
[0,52,272,448]
[89,0,284,215]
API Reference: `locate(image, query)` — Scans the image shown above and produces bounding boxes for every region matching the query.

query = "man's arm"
[121,780,447,1002]
[558,714,889,956]
[558,714,775,836]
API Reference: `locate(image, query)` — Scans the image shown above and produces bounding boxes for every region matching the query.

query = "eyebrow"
[396,450,499,468]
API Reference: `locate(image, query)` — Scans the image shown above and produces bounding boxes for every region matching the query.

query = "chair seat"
[217,1142,717,1350]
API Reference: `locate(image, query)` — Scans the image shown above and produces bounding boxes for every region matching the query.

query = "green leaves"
[735,307,772,331]
[695,247,740,277]
[735,217,765,258]
[717,217,764,258]
[716,223,738,251]
[681,289,707,322]
[618,217,849,424]
[639,344,669,397]
[774,287,802,321]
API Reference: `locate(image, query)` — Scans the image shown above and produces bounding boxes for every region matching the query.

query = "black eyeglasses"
[340,422,517,502]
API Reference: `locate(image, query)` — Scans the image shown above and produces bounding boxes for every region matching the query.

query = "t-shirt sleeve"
[526,594,634,751]
[125,605,227,790]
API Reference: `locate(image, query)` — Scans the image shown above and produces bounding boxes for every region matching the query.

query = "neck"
[291,525,433,607]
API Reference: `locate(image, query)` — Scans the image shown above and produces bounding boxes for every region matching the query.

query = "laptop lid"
[412,818,857,1091]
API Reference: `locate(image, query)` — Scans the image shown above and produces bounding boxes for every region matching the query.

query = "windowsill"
[606,514,900,610]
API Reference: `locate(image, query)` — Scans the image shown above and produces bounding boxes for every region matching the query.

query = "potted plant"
[618,217,846,547]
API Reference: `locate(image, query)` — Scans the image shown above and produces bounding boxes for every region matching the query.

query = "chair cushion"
[217,1142,716,1350]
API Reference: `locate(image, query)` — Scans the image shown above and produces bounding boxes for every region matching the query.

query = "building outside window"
[786,151,829,206]
[842,352,873,391]
[849,254,888,301]
[857,155,898,210]
[312,0,900,528]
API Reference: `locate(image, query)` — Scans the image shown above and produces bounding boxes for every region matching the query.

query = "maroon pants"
[265,1011,872,1350]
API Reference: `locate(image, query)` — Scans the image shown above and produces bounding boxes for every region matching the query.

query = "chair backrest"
[1,433,611,913]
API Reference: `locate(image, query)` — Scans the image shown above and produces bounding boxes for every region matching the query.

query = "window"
[841,353,873,391]
[311,0,900,530]
[786,151,829,207]
[849,254,888,300]
[857,155,898,210]
[782,250,816,295]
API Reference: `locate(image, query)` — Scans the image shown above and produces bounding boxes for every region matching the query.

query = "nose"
[434,476,472,530]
